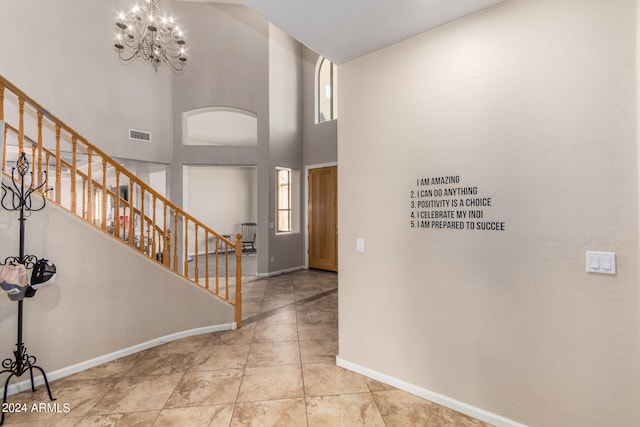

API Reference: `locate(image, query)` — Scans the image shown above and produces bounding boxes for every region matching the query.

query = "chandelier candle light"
[114,0,187,72]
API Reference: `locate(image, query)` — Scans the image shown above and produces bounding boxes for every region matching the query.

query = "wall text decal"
[409,175,506,231]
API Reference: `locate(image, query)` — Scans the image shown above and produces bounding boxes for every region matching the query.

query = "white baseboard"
[256,265,305,278]
[336,355,529,427]
[6,323,235,397]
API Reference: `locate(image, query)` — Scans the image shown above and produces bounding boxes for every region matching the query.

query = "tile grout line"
[293,277,311,427]
[243,288,338,326]
[74,356,143,424]
[367,383,389,427]
[229,299,261,426]
[152,338,209,426]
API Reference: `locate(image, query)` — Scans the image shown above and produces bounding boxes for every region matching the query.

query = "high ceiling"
[193,0,504,64]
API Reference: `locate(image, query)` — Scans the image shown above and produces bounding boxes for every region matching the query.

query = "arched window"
[315,57,337,123]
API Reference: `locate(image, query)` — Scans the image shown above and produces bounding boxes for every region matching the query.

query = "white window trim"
[315,56,337,124]
[276,167,292,234]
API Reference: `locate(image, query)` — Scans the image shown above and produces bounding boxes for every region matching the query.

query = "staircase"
[0,75,243,327]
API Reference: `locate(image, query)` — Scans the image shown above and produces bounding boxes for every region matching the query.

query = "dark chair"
[241,223,257,252]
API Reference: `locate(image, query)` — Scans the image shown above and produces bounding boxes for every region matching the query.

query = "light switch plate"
[356,238,365,253]
[586,251,616,275]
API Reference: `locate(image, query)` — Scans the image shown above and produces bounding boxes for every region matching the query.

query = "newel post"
[234,233,243,328]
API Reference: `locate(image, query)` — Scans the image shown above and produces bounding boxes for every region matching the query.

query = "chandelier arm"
[155,30,176,44]
[114,0,187,72]
[164,51,184,60]
[158,51,185,72]
[119,36,141,51]
[117,49,143,64]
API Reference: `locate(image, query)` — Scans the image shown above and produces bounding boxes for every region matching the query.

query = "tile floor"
[2,270,492,426]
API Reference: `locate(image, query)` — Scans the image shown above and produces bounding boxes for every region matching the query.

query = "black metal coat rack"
[0,152,55,426]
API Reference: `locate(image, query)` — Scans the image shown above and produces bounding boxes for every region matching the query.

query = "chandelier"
[114,0,187,72]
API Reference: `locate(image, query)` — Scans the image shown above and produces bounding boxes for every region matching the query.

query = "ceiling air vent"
[129,129,151,143]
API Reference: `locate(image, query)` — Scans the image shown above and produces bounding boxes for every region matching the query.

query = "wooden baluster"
[36,111,43,187]
[2,125,7,174]
[18,98,24,154]
[145,221,151,257]
[205,230,209,290]
[70,136,77,214]
[0,82,4,122]
[55,125,61,203]
[33,110,43,189]
[114,170,120,238]
[101,159,107,230]
[0,83,4,174]
[123,198,127,241]
[148,222,152,256]
[44,152,50,198]
[140,187,145,253]
[162,203,168,265]
[235,234,243,328]
[82,178,87,219]
[86,148,92,223]
[128,178,134,246]
[173,210,178,270]
[126,200,132,244]
[163,202,167,236]
[215,237,219,295]
[184,217,189,276]
[225,241,229,299]
[194,224,199,282]
[163,228,171,267]
[152,196,157,260]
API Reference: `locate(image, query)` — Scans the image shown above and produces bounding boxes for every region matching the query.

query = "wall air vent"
[129,129,151,143]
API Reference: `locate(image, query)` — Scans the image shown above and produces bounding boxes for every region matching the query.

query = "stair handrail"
[0,75,243,327]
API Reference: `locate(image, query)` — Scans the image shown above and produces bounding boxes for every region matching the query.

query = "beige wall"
[267,23,305,272]
[0,0,174,164]
[0,202,233,375]
[184,165,257,241]
[171,1,269,165]
[338,1,639,426]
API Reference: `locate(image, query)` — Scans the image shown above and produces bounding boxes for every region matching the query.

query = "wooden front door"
[308,166,338,272]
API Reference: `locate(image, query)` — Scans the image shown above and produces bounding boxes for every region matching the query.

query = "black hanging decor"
[0,152,56,426]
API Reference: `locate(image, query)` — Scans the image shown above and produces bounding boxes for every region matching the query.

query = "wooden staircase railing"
[0,75,243,327]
